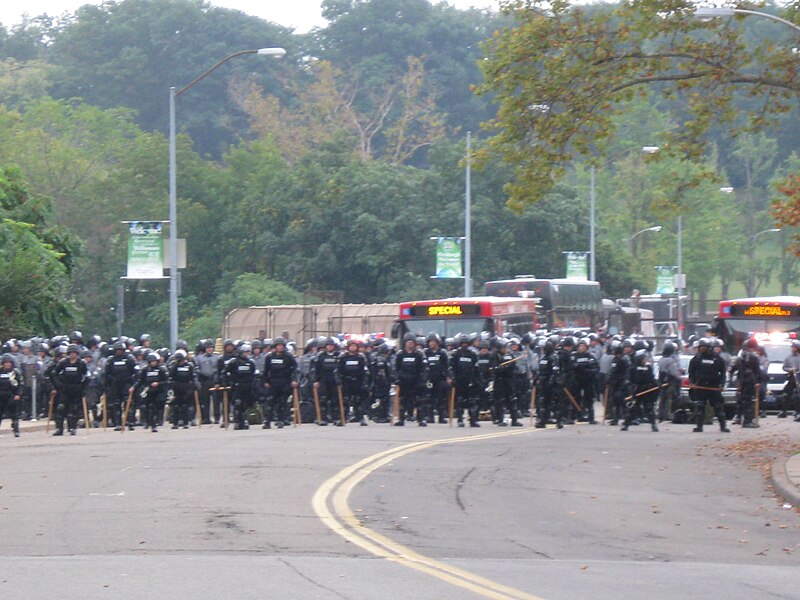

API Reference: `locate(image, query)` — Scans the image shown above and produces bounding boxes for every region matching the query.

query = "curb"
[770,454,800,506]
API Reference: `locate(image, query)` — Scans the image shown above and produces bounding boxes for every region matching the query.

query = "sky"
[0,0,499,31]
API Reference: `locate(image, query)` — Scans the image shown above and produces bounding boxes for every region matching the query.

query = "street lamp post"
[167,47,285,350]
[694,7,800,35]
[626,225,662,243]
[589,146,659,281]
[752,227,782,242]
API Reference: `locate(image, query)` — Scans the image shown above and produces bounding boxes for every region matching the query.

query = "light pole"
[465,131,472,297]
[694,7,800,34]
[589,145,659,281]
[626,225,662,243]
[168,47,285,350]
[752,227,782,242]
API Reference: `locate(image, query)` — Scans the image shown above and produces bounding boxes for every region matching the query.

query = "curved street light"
[168,47,286,350]
[752,228,782,242]
[626,225,662,243]
[694,7,800,35]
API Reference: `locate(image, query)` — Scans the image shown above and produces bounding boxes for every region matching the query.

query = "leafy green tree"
[477,0,800,206]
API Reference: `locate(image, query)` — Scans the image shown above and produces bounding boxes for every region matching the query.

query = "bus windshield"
[401,318,492,338]
[718,318,800,350]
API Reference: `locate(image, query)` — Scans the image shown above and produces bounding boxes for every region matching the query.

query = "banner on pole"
[564,252,588,281]
[126,221,165,279]
[655,266,676,294]
[433,237,463,279]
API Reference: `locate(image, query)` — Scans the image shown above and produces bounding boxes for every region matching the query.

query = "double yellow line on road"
[312,428,545,600]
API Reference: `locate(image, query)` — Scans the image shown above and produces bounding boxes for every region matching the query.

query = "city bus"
[483,277,603,330]
[393,297,539,340]
[713,296,800,352]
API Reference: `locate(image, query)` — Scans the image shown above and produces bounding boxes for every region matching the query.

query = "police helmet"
[39,343,50,355]
[402,332,416,343]
[306,338,319,352]
[203,339,215,349]
[273,337,287,348]
[456,334,470,346]
[520,333,533,346]
[792,339,800,352]
[509,337,521,347]
[69,330,83,343]
[67,344,81,355]
[621,339,634,349]
[495,338,508,349]
[662,342,675,356]
[633,339,647,352]
[478,339,491,349]
[562,336,576,348]
[113,341,125,352]
[140,334,151,343]
[426,332,442,345]
[578,337,590,348]
[146,352,159,363]
[325,337,338,347]
[712,338,723,348]
[176,339,188,350]
[444,337,456,348]
[743,338,758,350]
[56,345,68,356]
[262,338,272,348]
[611,340,623,354]
[1,353,13,365]
[251,339,262,349]
[174,349,188,360]
[634,348,649,363]
[157,348,170,359]
[223,339,234,349]
[698,337,711,349]
[543,341,555,354]
[239,344,252,355]
[371,338,385,349]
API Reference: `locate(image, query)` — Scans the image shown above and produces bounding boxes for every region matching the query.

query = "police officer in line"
[622,348,658,432]
[262,337,297,429]
[424,333,450,424]
[226,344,257,430]
[53,345,89,436]
[169,349,199,429]
[394,333,427,426]
[450,334,480,427]
[657,341,682,422]
[606,341,630,426]
[216,340,238,424]
[688,338,730,433]
[194,340,218,424]
[134,352,169,433]
[314,338,341,426]
[492,338,521,426]
[338,339,367,426]
[0,354,23,437]
[729,338,762,428]
[573,338,599,424]
[297,338,318,410]
[559,336,577,424]
[535,337,563,429]
[368,340,392,423]
[511,337,533,419]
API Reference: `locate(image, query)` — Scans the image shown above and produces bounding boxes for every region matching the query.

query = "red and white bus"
[714,296,800,352]
[394,297,539,340]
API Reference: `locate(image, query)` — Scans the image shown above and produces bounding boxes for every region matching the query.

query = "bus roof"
[485,277,600,286]
[720,296,800,305]
[399,296,538,307]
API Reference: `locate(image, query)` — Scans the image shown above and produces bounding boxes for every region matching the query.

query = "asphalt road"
[0,417,798,600]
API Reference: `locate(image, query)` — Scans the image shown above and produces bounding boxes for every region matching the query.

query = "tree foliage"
[477,0,800,206]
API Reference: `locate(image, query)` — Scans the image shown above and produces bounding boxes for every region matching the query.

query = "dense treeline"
[0,0,797,343]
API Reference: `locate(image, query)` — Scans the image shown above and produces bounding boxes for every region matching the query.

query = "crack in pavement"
[276,556,352,600]
[455,466,476,512]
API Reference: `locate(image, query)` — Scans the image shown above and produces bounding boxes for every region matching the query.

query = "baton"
[602,385,610,426]
[223,388,229,429]
[337,385,347,426]
[121,389,135,432]
[391,385,400,425]
[101,393,108,430]
[292,387,301,427]
[530,385,537,426]
[624,383,669,402]
[688,384,724,392]
[755,383,761,427]
[448,386,455,428]
[497,355,526,368]
[194,390,202,428]
[82,396,91,434]
[312,385,323,424]
[47,389,56,433]
[562,386,582,413]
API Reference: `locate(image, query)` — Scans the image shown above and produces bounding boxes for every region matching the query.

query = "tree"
[0,165,77,337]
[477,0,800,206]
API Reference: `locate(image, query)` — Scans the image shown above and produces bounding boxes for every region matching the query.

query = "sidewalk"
[771,453,800,507]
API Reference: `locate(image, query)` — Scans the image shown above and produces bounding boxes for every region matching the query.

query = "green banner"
[127,221,164,279]
[434,237,463,278]
[565,252,588,281]
[655,266,676,294]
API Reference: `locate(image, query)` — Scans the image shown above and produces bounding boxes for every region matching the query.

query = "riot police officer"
[0,354,23,437]
[338,340,367,425]
[657,341,682,422]
[623,348,658,432]
[53,345,88,436]
[394,333,427,426]
[493,339,521,426]
[169,350,198,429]
[688,338,730,433]
[134,353,168,433]
[263,338,297,429]
[424,333,450,424]
[730,338,761,428]
[314,338,341,426]
[573,338,599,424]
[449,334,480,427]
[105,341,136,430]
[535,338,563,429]
[606,341,630,426]
[226,344,257,430]
[780,340,800,420]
